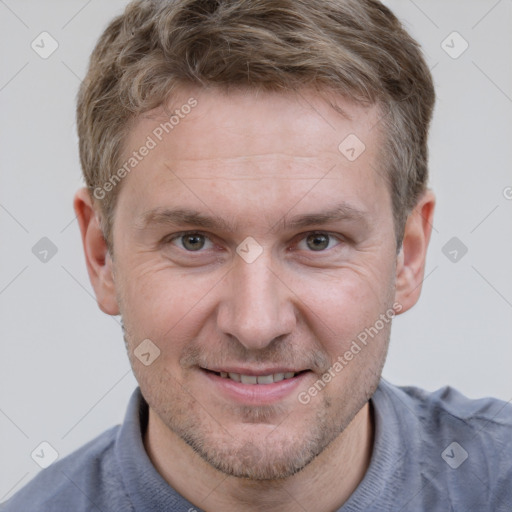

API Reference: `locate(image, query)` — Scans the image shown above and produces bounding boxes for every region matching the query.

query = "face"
[110,88,400,480]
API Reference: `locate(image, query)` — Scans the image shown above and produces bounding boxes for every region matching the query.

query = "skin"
[75,87,435,512]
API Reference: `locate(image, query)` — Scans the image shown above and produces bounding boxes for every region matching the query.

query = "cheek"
[116,259,223,344]
[298,267,393,328]
[289,265,395,374]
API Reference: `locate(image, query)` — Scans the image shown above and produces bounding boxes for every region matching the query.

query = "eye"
[169,232,214,252]
[297,232,341,252]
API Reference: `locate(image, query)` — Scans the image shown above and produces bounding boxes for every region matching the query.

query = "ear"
[74,188,120,315]
[394,189,435,314]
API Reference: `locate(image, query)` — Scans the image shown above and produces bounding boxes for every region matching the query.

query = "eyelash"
[165,230,344,254]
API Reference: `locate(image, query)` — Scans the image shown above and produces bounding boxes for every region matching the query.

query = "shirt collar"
[115,387,199,511]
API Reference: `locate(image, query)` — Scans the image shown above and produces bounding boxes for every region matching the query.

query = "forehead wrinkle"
[164,156,336,181]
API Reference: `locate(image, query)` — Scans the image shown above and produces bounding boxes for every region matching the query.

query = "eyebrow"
[136,203,370,233]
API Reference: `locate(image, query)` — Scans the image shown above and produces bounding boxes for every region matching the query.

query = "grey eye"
[181,234,206,251]
[305,233,330,251]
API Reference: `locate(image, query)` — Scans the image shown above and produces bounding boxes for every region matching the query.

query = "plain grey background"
[1,0,511,501]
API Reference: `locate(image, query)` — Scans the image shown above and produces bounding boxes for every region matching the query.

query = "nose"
[216,249,297,351]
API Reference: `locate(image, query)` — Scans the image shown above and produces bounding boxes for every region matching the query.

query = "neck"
[144,402,374,512]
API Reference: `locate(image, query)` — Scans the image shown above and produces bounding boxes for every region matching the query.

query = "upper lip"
[201,366,308,376]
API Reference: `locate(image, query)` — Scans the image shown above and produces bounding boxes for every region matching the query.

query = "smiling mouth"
[203,369,309,385]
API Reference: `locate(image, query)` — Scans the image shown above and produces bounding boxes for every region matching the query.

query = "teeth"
[256,374,274,384]
[219,371,297,384]
[241,374,258,384]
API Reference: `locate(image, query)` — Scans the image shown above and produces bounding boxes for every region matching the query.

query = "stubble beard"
[118,289,390,482]
[124,329,385,482]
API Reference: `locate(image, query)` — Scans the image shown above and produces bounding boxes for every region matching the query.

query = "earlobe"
[394,189,435,314]
[74,188,120,315]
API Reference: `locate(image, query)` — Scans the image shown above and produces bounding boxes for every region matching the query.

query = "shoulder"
[1,426,130,512]
[375,379,512,509]
[382,379,512,437]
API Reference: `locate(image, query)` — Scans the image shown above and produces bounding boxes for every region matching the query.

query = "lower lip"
[201,369,311,405]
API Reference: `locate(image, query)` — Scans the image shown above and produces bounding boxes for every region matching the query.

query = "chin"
[186,434,321,480]
[173,401,341,481]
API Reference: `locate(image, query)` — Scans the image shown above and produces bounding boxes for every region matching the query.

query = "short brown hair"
[77,0,435,249]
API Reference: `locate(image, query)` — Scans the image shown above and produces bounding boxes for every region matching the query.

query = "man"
[3,0,511,510]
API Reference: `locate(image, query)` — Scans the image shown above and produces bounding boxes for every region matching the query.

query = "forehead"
[133,87,382,163]
[115,87,390,231]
